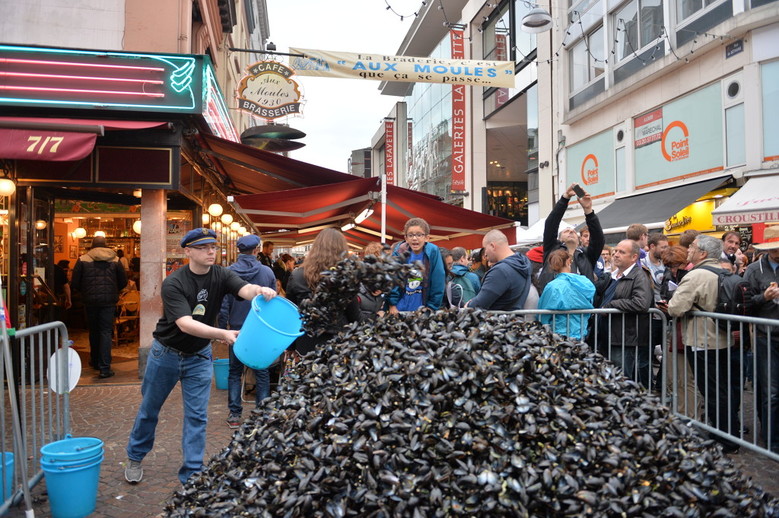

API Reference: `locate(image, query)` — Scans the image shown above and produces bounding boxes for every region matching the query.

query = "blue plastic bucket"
[1,452,12,501]
[40,435,103,463]
[233,296,304,369]
[41,452,103,518]
[213,358,229,390]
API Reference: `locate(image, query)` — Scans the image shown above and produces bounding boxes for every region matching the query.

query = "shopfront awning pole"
[381,171,387,244]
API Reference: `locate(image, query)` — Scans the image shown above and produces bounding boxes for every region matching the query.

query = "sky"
[263,0,419,172]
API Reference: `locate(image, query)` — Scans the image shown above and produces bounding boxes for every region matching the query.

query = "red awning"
[0,117,167,161]
[232,178,516,249]
[197,133,358,194]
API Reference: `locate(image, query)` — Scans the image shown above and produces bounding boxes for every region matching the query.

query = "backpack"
[693,265,754,329]
[447,274,477,308]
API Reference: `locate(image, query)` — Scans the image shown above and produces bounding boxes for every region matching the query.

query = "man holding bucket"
[124,228,276,485]
[218,234,276,429]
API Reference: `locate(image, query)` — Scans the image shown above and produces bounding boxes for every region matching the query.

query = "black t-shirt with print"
[153,265,247,354]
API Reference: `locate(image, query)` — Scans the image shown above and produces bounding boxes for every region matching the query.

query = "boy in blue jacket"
[387,218,446,313]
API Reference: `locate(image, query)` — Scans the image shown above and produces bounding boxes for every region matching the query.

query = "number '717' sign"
[0,129,97,161]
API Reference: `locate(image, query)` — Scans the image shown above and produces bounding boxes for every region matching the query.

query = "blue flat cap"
[181,228,218,248]
[237,234,261,252]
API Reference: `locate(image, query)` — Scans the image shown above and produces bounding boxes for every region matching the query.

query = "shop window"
[725,103,745,167]
[614,0,664,63]
[570,26,605,93]
[615,146,627,193]
[486,183,529,224]
[762,61,779,161]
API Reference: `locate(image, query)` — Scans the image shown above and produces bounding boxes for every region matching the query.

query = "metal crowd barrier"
[506,308,778,461]
[1,321,72,515]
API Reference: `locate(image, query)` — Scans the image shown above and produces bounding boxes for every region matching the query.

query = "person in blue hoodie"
[218,234,277,429]
[537,249,595,340]
[448,246,481,307]
[466,230,532,311]
[387,218,446,313]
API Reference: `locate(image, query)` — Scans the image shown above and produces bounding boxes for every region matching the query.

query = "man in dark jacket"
[540,184,604,294]
[218,235,277,429]
[595,239,653,387]
[467,230,531,311]
[744,225,779,453]
[71,236,127,378]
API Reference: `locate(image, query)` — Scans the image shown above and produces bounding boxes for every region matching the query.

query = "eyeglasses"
[190,245,219,251]
[405,233,426,239]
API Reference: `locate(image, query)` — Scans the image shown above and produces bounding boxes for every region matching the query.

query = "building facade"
[543,0,779,241]
[0,0,270,373]
[370,0,543,228]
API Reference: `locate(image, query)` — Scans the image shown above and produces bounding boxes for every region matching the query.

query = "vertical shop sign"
[408,121,413,171]
[451,29,467,192]
[385,120,395,186]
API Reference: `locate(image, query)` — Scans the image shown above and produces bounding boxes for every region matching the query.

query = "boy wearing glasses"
[125,228,276,485]
[387,218,446,314]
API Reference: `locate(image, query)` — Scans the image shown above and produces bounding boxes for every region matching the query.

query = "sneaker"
[124,460,143,483]
[226,413,241,429]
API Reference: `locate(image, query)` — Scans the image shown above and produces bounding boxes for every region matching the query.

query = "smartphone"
[572,184,586,198]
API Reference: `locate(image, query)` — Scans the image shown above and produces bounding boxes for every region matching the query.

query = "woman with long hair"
[285,228,360,355]
[537,249,595,340]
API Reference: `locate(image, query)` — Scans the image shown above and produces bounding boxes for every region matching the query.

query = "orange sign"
[580,154,599,185]
[661,121,690,162]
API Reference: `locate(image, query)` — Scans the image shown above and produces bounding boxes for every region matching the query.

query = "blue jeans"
[126,340,213,484]
[228,345,269,415]
[756,335,779,453]
[609,345,651,389]
[87,305,114,374]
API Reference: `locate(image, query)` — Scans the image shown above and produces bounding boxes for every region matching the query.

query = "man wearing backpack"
[744,224,779,454]
[665,235,741,453]
[447,247,480,308]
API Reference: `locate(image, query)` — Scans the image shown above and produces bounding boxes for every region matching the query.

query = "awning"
[0,117,167,161]
[197,133,358,194]
[594,176,730,233]
[711,174,779,226]
[232,177,516,249]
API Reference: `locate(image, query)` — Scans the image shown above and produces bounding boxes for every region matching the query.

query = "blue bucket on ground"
[1,452,13,501]
[213,358,229,390]
[40,435,103,463]
[41,452,103,518]
[234,296,304,369]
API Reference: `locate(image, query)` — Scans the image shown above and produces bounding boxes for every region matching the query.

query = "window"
[483,5,512,61]
[725,104,745,167]
[678,0,720,22]
[482,1,537,64]
[570,26,605,92]
[615,0,664,62]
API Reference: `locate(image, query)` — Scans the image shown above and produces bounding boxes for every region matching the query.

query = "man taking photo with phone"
[538,183,605,294]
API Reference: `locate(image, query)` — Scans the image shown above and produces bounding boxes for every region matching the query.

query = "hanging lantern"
[133,220,142,234]
[207,203,224,217]
[0,178,15,196]
[221,213,234,225]
[35,219,48,230]
[73,227,87,239]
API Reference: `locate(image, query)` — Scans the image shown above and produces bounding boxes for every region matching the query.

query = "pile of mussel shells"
[299,253,414,336]
[165,310,779,517]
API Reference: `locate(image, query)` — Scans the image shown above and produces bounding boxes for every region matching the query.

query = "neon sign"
[0,45,202,112]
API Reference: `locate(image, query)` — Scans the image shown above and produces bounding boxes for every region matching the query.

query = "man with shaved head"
[466,230,531,310]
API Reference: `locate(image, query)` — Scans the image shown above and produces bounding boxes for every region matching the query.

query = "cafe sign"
[236,61,303,119]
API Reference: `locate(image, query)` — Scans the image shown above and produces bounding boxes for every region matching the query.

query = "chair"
[113,289,140,347]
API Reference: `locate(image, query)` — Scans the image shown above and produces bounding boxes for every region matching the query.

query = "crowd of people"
[117,184,779,485]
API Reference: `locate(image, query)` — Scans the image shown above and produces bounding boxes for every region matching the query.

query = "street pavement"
[4,347,778,516]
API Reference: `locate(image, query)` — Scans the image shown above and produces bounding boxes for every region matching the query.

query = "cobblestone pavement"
[5,360,779,516]
[8,382,237,518]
